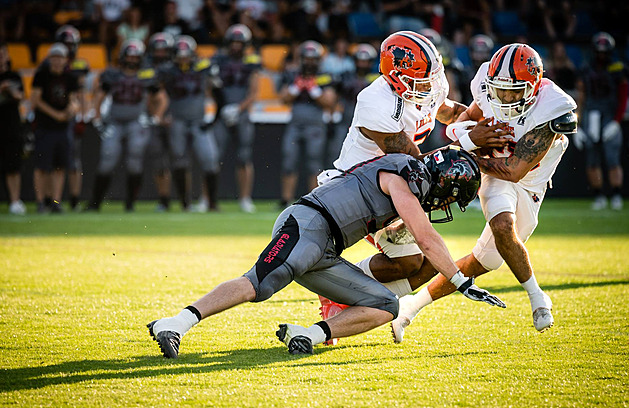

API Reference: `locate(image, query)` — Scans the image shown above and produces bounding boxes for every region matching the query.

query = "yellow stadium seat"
[261,44,289,71]
[53,10,83,25]
[36,44,52,65]
[76,44,107,69]
[8,43,34,69]
[197,45,217,59]
[257,73,278,100]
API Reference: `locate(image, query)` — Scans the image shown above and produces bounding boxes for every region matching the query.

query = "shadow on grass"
[0,346,336,393]
[488,279,629,294]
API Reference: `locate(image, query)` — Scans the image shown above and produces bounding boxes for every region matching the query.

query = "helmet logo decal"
[525,56,538,76]
[447,160,472,181]
[390,46,415,70]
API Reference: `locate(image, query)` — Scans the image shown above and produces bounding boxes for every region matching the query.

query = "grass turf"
[0,199,627,407]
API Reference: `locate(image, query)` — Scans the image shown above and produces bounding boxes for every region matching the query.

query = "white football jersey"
[471,62,577,193]
[333,74,448,170]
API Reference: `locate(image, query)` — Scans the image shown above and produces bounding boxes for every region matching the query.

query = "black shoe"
[147,320,181,359]
[276,324,314,355]
[50,202,64,214]
[37,202,49,214]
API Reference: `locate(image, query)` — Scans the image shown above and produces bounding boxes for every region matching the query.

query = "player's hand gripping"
[469,117,512,148]
[450,271,506,308]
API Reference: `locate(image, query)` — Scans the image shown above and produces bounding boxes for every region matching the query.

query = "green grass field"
[1,200,628,407]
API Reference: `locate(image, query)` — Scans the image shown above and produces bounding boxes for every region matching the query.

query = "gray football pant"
[97,120,150,175]
[281,121,325,174]
[214,114,255,166]
[169,119,219,173]
[243,205,399,318]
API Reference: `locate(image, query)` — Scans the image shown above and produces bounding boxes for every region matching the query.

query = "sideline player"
[316,31,510,333]
[87,40,160,211]
[157,35,222,211]
[212,24,261,213]
[147,147,506,358]
[391,43,577,342]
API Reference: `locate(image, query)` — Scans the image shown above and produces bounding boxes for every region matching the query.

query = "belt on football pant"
[294,197,345,257]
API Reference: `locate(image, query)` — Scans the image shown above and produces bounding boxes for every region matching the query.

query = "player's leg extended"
[149,207,325,358]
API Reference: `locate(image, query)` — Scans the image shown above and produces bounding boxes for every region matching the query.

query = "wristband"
[288,84,300,97]
[308,85,323,99]
[449,270,467,289]
[458,132,479,152]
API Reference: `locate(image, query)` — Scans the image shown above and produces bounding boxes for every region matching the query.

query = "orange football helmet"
[379,31,444,106]
[485,43,543,121]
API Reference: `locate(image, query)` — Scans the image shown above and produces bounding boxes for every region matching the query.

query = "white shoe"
[390,316,410,344]
[610,195,623,211]
[239,198,256,213]
[591,195,607,211]
[530,292,553,332]
[9,200,26,215]
[276,323,314,354]
[189,199,209,213]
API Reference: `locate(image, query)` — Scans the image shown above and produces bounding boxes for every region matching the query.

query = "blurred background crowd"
[0,0,628,214]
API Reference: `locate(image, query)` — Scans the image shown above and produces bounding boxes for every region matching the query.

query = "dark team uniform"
[32,64,79,171]
[244,153,430,314]
[67,58,90,173]
[0,70,24,174]
[212,51,261,166]
[280,70,334,175]
[580,61,628,167]
[158,58,220,174]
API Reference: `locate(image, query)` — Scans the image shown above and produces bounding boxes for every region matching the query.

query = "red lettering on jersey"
[263,233,291,263]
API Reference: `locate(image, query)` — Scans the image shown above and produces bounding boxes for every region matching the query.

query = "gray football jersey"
[100,67,157,122]
[303,153,431,249]
[158,59,216,121]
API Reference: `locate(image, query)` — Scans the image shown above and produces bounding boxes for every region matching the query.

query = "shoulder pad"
[316,74,332,86]
[194,58,211,71]
[366,73,380,83]
[608,61,624,73]
[243,54,261,64]
[549,111,577,134]
[138,68,156,79]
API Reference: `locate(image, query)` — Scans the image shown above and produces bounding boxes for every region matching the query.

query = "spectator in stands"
[199,0,237,41]
[0,43,26,215]
[234,0,267,40]
[154,1,191,38]
[278,40,336,208]
[576,32,628,211]
[278,0,322,41]
[460,33,494,104]
[547,41,577,98]
[321,38,354,77]
[17,1,57,58]
[94,0,131,59]
[541,0,576,41]
[173,0,204,38]
[116,5,150,49]
[0,1,20,42]
[382,0,428,34]
[212,24,261,213]
[454,0,491,42]
[31,44,79,213]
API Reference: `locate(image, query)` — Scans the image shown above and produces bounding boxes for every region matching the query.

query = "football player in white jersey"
[316,30,511,344]
[391,43,578,342]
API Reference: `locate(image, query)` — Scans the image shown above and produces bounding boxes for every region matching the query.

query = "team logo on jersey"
[434,151,444,164]
[532,194,540,203]
[390,46,415,70]
[517,115,527,126]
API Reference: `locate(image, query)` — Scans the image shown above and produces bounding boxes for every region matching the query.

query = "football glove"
[220,103,241,127]
[450,271,506,308]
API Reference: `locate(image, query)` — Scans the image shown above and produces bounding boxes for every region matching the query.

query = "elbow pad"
[548,111,577,134]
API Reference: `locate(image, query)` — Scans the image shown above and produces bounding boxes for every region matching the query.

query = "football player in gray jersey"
[212,24,261,213]
[87,39,161,211]
[157,35,222,211]
[147,147,506,358]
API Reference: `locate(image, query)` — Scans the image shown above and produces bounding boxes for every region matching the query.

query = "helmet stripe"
[492,46,510,78]
[398,33,433,78]
[507,44,520,80]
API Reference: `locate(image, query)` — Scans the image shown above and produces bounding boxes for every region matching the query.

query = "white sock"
[356,255,375,278]
[154,308,199,336]
[398,286,433,322]
[307,324,327,345]
[521,275,543,297]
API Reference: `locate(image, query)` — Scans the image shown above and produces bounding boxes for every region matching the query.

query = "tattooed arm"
[359,127,421,158]
[436,98,468,125]
[475,123,556,183]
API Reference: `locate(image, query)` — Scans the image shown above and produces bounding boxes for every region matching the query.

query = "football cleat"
[591,195,607,211]
[533,307,554,332]
[390,315,411,344]
[147,320,182,358]
[276,324,314,355]
[318,295,349,345]
[610,195,623,211]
